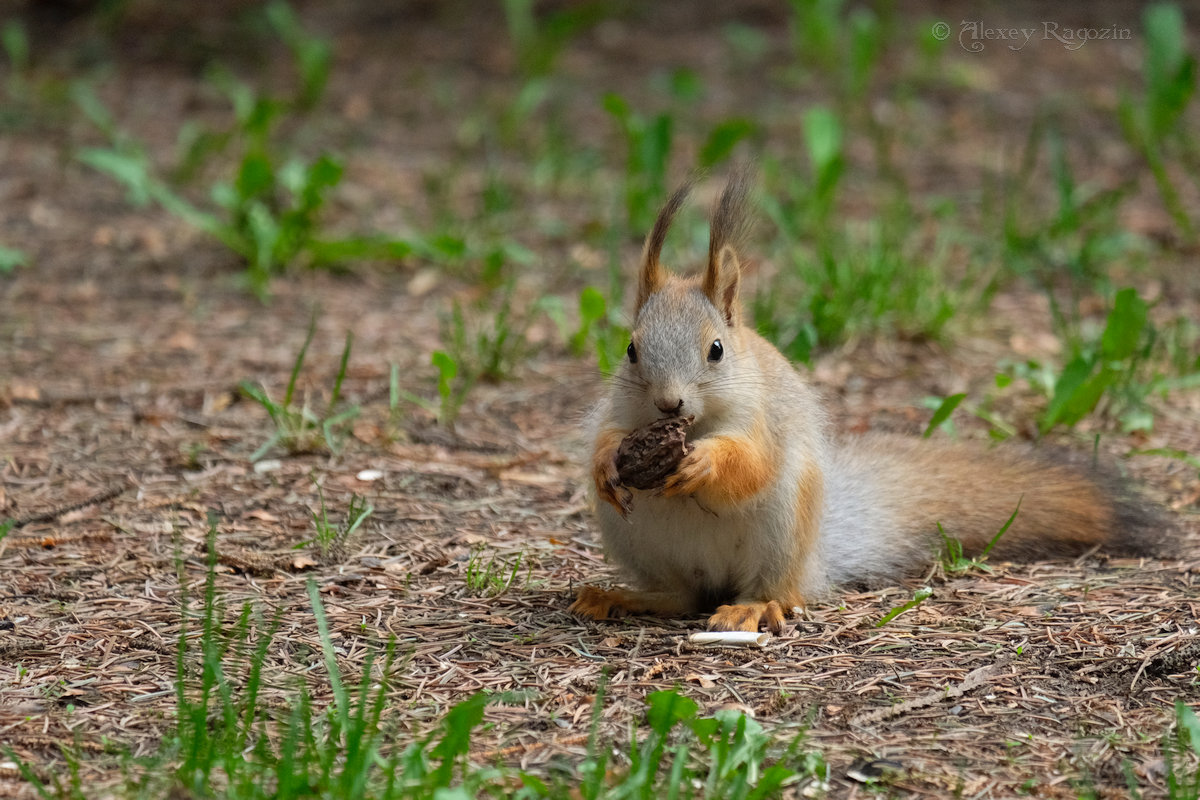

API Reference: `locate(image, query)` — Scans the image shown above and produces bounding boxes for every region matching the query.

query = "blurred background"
[2,0,1198,443]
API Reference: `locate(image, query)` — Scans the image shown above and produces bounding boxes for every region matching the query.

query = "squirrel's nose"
[655,398,684,415]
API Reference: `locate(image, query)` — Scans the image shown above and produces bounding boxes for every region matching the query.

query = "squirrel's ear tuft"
[637,180,693,311]
[704,168,752,325]
[704,244,741,326]
[637,252,665,313]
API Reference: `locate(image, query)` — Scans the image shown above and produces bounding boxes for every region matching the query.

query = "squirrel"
[569,170,1168,634]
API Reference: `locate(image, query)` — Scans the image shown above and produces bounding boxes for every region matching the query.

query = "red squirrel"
[570,171,1165,633]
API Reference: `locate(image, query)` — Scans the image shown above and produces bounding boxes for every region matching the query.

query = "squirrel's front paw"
[595,463,633,518]
[659,442,712,498]
[593,435,633,517]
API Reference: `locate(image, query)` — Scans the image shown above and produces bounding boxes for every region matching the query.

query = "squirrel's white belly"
[595,487,797,608]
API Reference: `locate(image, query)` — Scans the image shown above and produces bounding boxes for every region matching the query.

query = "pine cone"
[615,416,695,491]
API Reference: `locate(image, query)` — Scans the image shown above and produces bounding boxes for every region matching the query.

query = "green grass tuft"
[936,499,1021,577]
[304,482,373,563]
[239,315,360,460]
[464,546,531,598]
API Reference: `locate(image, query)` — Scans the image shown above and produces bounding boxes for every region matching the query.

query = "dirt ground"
[2,2,1199,797]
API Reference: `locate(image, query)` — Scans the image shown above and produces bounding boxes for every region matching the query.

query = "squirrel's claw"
[659,446,711,499]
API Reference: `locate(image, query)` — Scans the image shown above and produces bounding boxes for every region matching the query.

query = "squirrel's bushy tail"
[819,434,1168,589]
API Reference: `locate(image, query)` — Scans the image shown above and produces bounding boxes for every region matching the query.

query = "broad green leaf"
[77,148,154,206]
[1041,356,1094,432]
[302,154,343,198]
[1143,3,1196,137]
[645,690,698,736]
[246,202,281,273]
[431,351,458,400]
[1145,4,1187,89]
[601,92,630,123]
[802,106,842,175]
[699,118,757,168]
[1100,287,1148,361]
[430,693,487,784]
[1177,698,1200,755]
[307,236,413,263]
[236,152,275,201]
[1060,368,1116,426]
[579,286,606,323]
[645,113,673,177]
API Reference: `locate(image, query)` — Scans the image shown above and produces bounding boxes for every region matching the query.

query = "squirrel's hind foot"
[569,586,691,622]
[707,600,789,634]
[568,585,628,621]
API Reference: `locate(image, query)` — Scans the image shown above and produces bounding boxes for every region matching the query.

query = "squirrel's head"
[617,171,752,429]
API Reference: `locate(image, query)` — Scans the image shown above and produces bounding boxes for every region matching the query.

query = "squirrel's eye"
[627,341,638,364]
[708,339,724,362]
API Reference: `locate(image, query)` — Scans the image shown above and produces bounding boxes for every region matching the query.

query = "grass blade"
[284,313,318,408]
[306,579,349,734]
[923,392,966,438]
[328,330,353,410]
[876,587,933,627]
[979,497,1021,559]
